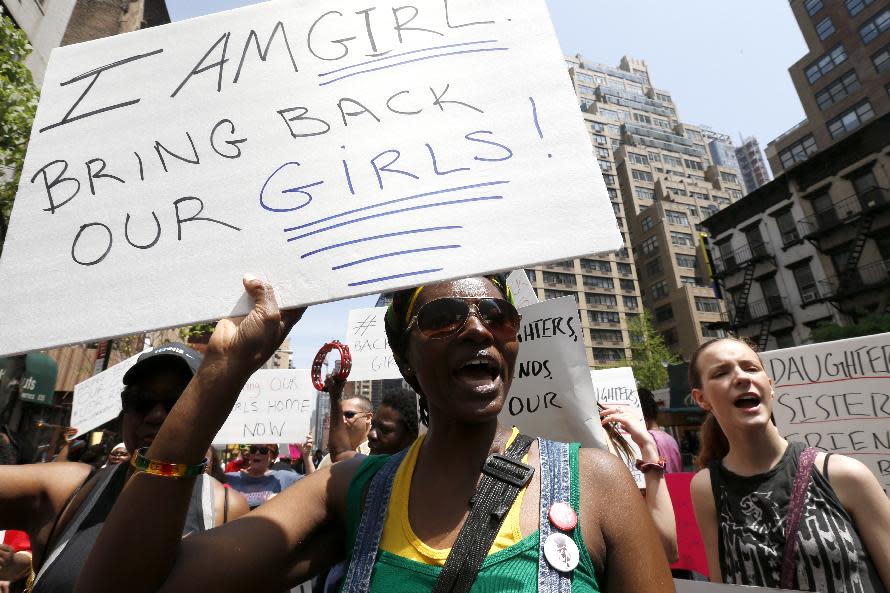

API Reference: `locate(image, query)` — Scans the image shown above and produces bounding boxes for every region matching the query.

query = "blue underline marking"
[285,195,503,242]
[348,268,444,287]
[319,47,510,87]
[283,181,509,232]
[318,40,498,78]
[332,245,461,270]
[301,226,463,259]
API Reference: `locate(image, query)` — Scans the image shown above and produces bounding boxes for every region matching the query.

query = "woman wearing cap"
[76,276,673,593]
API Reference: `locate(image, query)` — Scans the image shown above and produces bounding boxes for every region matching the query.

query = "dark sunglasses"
[343,410,366,420]
[121,388,179,416]
[249,446,270,455]
[405,297,522,340]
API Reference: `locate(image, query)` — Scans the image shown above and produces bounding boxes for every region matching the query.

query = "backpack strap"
[537,439,572,593]
[341,448,409,593]
[780,446,818,590]
[431,434,535,593]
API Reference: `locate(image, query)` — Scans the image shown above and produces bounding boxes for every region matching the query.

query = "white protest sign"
[506,269,539,308]
[673,580,808,593]
[759,332,890,496]
[500,296,607,449]
[213,369,315,445]
[343,307,401,381]
[71,352,141,436]
[591,366,645,488]
[0,0,619,356]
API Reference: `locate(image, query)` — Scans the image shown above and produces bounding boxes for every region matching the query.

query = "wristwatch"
[635,457,667,474]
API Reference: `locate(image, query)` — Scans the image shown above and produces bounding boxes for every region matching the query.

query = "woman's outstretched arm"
[75,276,317,593]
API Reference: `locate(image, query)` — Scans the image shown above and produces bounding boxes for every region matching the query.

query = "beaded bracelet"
[131,447,208,478]
[311,340,352,391]
[634,457,667,474]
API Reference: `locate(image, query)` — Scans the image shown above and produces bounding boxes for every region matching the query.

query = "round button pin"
[543,532,580,573]
[548,502,577,531]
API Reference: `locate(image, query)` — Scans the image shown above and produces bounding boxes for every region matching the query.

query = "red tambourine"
[311,341,352,391]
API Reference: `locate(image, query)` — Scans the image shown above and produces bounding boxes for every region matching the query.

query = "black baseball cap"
[122,343,203,386]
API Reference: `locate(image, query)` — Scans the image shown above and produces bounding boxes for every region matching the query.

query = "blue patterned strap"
[341,449,409,593]
[537,439,572,593]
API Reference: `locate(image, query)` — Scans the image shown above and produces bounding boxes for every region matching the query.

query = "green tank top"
[343,443,602,593]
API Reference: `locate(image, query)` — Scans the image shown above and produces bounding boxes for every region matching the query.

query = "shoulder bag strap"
[431,433,535,593]
[342,449,409,593]
[537,439,572,593]
[780,446,818,590]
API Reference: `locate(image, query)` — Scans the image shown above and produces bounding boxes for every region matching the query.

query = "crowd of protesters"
[0,275,888,593]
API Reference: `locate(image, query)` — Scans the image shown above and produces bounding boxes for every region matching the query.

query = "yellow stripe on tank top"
[379,427,527,565]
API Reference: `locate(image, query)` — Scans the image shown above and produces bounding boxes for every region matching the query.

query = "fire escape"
[799,187,890,317]
[711,241,791,351]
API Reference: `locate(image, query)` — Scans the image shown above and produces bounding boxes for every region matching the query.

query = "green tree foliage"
[0,8,39,253]
[627,310,680,390]
[810,313,890,343]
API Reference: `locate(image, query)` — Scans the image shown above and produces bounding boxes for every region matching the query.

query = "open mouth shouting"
[733,392,763,412]
[452,351,503,393]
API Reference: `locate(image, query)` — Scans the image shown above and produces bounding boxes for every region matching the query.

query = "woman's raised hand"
[599,405,655,453]
[206,275,305,377]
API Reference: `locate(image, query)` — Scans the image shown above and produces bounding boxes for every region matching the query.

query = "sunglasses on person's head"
[121,388,179,416]
[249,446,270,455]
[405,297,522,340]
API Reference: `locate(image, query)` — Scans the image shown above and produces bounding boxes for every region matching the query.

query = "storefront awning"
[0,353,58,406]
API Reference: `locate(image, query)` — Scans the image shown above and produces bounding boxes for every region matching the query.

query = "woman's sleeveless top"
[341,439,601,593]
[32,463,214,593]
[709,441,886,593]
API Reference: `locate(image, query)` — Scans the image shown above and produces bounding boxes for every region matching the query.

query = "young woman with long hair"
[689,337,890,592]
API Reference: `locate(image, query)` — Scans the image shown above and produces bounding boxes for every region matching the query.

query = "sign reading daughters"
[0,0,619,356]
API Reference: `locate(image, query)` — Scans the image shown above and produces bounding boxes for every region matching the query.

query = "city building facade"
[734,136,773,194]
[528,55,745,363]
[766,0,890,175]
[704,113,890,350]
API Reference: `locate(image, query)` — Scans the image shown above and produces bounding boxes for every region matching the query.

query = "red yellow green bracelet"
[131,447,208,478]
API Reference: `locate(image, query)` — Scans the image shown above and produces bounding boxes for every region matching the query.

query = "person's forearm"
[303,454,316,474]
[0,552,31,582]
[640,443,678,563]
[326,397,352,459]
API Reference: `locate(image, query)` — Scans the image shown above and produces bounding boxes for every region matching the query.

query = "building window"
[695,297,721,313]
[720,171,739,184]
[654,304,674,322]
[700,323,727,339]
[805,0,824,15]
[676,254,696,268]
[543,288,573,300]
[646,257,663,278]
[590,121,605,133]
[815,16,836,40]
[640,235,658,254]
[779,135,818,169]
[623,296,638,309]
[670,231,695,247]
[542,271,576,287]
[805,45,847,84]
[815,70,861,111]
[846,0,874,16]
[684,159,704,171]
[641,216,654,232]
[602,174,617,186]
[775,330,796,349]
[827,101,875,139]
[596,147,611,160]
[617,262,632,275]
[679,276,698,287]
[873,43,890,72]
[859,8,890,44]
[666,210,689,225]
[775,210,801,245]
[663,155,682,167]
[586,293,618,307]
[592,347,624,362]
[582,259,612,274]
[651,280,669,300]
[628,153,649,166]
[653,118,672,130]
[594,134,607,146]
[589,310,620,324]
[611,202,621,216]
[599,108,621,121]
[578,85,596,96]
[583,275,614,290]
[620,278,636,291]
[590,329,624,343]
[600,161,612,173]
[635,188,655,201]
[607,188,619,201]
[648,152,662,162]
[633,113,652,125]
[791,263,820,303]
[632,169,654,182]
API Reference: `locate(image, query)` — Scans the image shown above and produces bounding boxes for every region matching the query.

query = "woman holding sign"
[689,337,890,592]
[75,275,673,593]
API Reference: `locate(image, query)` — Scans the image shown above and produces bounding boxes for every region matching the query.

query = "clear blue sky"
[165,0,808,368]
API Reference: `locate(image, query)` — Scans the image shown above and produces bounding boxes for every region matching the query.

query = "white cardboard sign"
[500,296,607,450]
[0,0,619,356]
[213,369,316,445]
[758,332,890,497]
[71,352,141,436]
[591,366,645,488]
[343,306,402,381]
[506,269,539,308]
